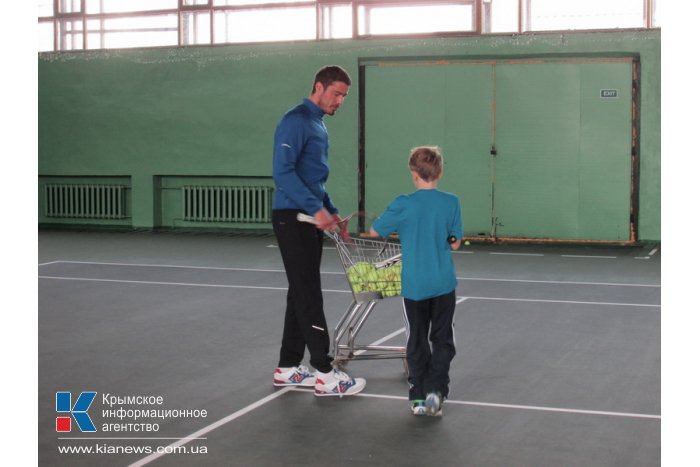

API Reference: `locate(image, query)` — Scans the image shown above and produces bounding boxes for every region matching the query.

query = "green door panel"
[578,62,633,240]
[493,60,633,241]
[364,63,493,235]
[494,62,583,239]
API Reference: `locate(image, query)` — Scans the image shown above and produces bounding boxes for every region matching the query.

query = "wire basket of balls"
[334,235,402,302]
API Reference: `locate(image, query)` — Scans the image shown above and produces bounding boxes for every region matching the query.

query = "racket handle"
[448,235,457,244]
[296,213,318,224]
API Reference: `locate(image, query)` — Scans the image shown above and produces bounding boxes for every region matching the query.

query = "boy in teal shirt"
[370,146,463,416]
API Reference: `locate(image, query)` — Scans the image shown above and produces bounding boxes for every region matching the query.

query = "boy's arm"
[370,197,404,239]
[449,195,464,251]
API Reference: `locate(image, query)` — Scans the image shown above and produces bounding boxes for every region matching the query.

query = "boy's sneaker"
[411,400,427,416]
[314,369,366,397]
[425,392,444,416]
[273,365,317,387]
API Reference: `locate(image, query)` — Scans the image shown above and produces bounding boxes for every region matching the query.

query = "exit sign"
[600,89,618,98]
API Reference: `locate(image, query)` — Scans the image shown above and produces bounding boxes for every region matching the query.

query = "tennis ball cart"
[297,213,408,373]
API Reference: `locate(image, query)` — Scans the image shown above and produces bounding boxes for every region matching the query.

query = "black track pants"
[272,209,334,373]
[403,291,456,400]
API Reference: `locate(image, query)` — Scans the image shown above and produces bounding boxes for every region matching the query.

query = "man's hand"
[313,208,335,230]
[332,213,350,241]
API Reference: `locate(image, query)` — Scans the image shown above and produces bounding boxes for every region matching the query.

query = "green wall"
[38,30,661,241]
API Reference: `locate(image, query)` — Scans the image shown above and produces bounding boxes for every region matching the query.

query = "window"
[37,0,657,53]
[215,7,317,44]
[526,0,647,31]
[87,15,179,50]
[483,0,519,33]
[358,2,476,36]
[182,11,211,45]
[85,0,178,14]
[321,3,353,39]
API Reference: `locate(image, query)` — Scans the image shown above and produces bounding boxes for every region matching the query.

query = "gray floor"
[38,230,660,466]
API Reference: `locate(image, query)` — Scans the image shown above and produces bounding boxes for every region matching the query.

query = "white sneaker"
[314,369,366,397]
[273,365,317,387]
[425,392,444,416]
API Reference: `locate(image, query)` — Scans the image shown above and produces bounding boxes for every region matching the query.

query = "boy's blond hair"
[408,146,443,182]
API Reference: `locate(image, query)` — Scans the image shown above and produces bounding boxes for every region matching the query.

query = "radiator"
[45,184,127,219]
[182,185,273,223]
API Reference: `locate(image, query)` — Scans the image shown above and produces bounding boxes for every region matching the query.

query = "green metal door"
[493,59,633,241]
[364,63,494,236]
[363,58,634,241]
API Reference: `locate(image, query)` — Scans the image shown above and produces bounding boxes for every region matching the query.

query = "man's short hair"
[409,146,443,182]
[312,65,352,92]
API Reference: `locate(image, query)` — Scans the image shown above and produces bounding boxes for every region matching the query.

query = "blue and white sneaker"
[411,400,427,416]
[425,392,444,416]
[314,369,366,397]
[273,365,317,387]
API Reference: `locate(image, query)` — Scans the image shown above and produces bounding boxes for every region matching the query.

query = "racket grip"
[296,213,318,224]
[448,235,457,244]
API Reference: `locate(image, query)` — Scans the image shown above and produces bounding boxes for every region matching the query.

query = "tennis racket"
[296,211,374,236]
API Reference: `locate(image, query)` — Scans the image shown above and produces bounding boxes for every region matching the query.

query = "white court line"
[128,387,294,467]
[39,260,659,287]
[490,252,545,257]
[561,255,617,259]
[288,389,659,420]
[38,276,294,291]
[38,276,658,308]
[38,260,348,276]
[456,276,659,288]
[38,260,287,274]
[463,296,659,308]
[446,399,660,420]
[634,245,660,260]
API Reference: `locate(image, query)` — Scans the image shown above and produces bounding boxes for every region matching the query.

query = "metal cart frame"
[323,229,407,370]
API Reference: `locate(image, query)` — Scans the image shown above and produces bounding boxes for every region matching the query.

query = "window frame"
[37,0,658,53]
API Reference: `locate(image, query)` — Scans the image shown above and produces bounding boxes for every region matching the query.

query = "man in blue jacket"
[271,65,366,397]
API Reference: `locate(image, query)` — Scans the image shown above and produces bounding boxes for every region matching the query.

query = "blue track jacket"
[272,98,338,215]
